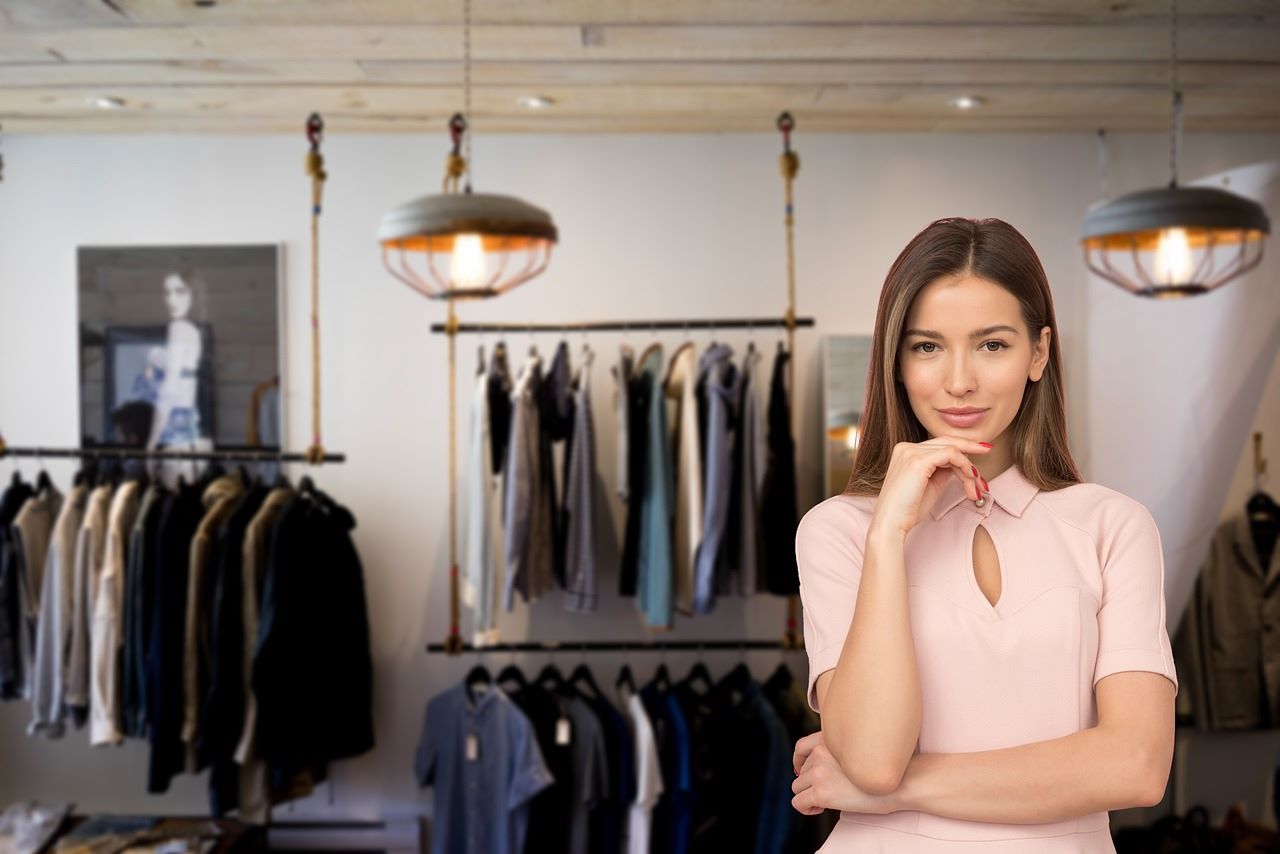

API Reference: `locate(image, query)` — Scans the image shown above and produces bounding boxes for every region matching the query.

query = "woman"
[147,270,207,450]
[790,217,1177,852]
[146,270,213,484]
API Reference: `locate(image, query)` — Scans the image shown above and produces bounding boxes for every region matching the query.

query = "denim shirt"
[692,343,736,614]
[635,345,674,629]
[415,681,554,854]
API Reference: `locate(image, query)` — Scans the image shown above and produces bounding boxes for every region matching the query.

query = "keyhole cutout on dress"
[972,523,1002,609]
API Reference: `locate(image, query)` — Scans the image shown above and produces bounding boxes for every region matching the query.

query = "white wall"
[1,130,1277,824]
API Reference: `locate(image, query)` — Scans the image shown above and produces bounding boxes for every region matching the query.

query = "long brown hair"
[844,217,1082,497]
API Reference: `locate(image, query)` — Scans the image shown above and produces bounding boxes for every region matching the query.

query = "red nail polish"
[982,477,990,492]
[971,465,978,478]
[979,442,993,448]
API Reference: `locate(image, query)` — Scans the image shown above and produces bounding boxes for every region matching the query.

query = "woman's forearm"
[890,725,1156,823]
[821,526,921,795]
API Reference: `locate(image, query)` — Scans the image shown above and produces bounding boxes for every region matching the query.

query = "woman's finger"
[793,731,823,774]
[918,444,983,501]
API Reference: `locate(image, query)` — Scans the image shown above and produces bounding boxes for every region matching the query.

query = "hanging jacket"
[664,343,701,616]
[29,483,87,737]
[1174,509,1280,730]
[759,347,800,596]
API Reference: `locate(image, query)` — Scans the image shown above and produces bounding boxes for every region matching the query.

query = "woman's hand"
[792,731,900,816]
[871,437,993,537]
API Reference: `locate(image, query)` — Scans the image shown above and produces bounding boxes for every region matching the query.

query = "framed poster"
[77,244,283,456]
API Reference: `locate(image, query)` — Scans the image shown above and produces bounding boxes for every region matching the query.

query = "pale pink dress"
[797,463,1178,852]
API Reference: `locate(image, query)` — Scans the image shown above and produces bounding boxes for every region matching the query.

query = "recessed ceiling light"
[950,95,985,111]
[88,96,126,110]
[517,95,555,111]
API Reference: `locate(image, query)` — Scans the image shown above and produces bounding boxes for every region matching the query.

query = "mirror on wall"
[822,334,873,497]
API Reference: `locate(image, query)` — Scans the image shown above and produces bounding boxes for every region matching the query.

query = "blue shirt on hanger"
[415,679,554,854]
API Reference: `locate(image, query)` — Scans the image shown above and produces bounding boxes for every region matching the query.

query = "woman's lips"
[938,409,987,428]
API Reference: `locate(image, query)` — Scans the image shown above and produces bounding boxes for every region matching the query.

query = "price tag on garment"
[465,733,480,762]
[555,716,572,746]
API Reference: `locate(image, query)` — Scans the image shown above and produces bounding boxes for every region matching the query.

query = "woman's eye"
[911,342,937,353]
[981,340,1008,352]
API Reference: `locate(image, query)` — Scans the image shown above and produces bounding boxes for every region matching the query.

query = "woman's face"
[897,274,1050,466]
[163,273,193,320]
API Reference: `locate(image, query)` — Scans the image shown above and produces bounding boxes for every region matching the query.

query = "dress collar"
[929,462,1040,521]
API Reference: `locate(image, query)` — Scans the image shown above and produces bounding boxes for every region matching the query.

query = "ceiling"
[0,0,1277,134]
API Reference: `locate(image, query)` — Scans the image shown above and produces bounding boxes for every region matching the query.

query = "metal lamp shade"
[379,191,558,300]
[1081,185,1270,299]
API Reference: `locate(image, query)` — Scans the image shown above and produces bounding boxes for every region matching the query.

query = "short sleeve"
[507,709,555,809]
[1092,498,1179,698]
[796,496,871,714]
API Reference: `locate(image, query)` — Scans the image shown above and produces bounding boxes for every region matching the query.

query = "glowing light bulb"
[451,233,488,291]
[1153,227,1193,286]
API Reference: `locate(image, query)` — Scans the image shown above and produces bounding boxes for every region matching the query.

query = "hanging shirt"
[0,479,35,700]
[625,691,664,854]
[66,482,114,720]
[1173,510,1280,730]
[564,695,611,854]
[664,343,701,616]
[504,354,555,611]
[725,345,765,596]
[612,345,634,503]
[636,345,674,630]
[760,346,800,595]
[563,348,600,613]
[462,364,506,645]
[692,343,736,614]
[29,483,87,738]
[798,463,1178,851]
[90,478,141,745]
[541,341,576,590]
[415,680,555,854]
[619,348,650,599]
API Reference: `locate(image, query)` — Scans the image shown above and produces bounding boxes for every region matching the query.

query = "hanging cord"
[445,302,463,655]
[445,114,467,194]
[777,111,802,651]
[1095,128,1110,201]
[304,114,328,465]
[1168,0,1182,189]
[463,0,473,194]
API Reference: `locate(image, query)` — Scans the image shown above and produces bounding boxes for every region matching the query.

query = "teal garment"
[636,346,674,629]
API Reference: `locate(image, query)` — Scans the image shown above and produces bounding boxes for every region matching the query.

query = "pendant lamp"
[377,0,557,301]
[1080,0,1269,299]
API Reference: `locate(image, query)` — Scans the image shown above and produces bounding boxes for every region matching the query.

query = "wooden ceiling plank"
[2,23,1277,64]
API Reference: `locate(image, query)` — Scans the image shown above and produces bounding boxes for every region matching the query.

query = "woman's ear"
[1028,325,1051,382]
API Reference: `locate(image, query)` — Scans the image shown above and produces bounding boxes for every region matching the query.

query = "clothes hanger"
[682,659,714,695]
[569,661,605,701]
[616,663,636,696]
[464,659,494,705]
[496,660,528,693]
[536,661,574,699]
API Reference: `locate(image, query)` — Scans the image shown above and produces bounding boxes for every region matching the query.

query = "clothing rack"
[428,316,815,335]
[0,443,346,464]
[425,638,805,653]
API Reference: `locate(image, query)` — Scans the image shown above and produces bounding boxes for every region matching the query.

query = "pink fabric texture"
[797,463,1178,850]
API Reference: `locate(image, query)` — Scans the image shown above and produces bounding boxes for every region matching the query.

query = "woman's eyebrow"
[903,325,1018,340]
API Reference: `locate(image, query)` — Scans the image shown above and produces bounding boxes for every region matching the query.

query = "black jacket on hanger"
[760,347,800,595]
[252,486,374,780]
